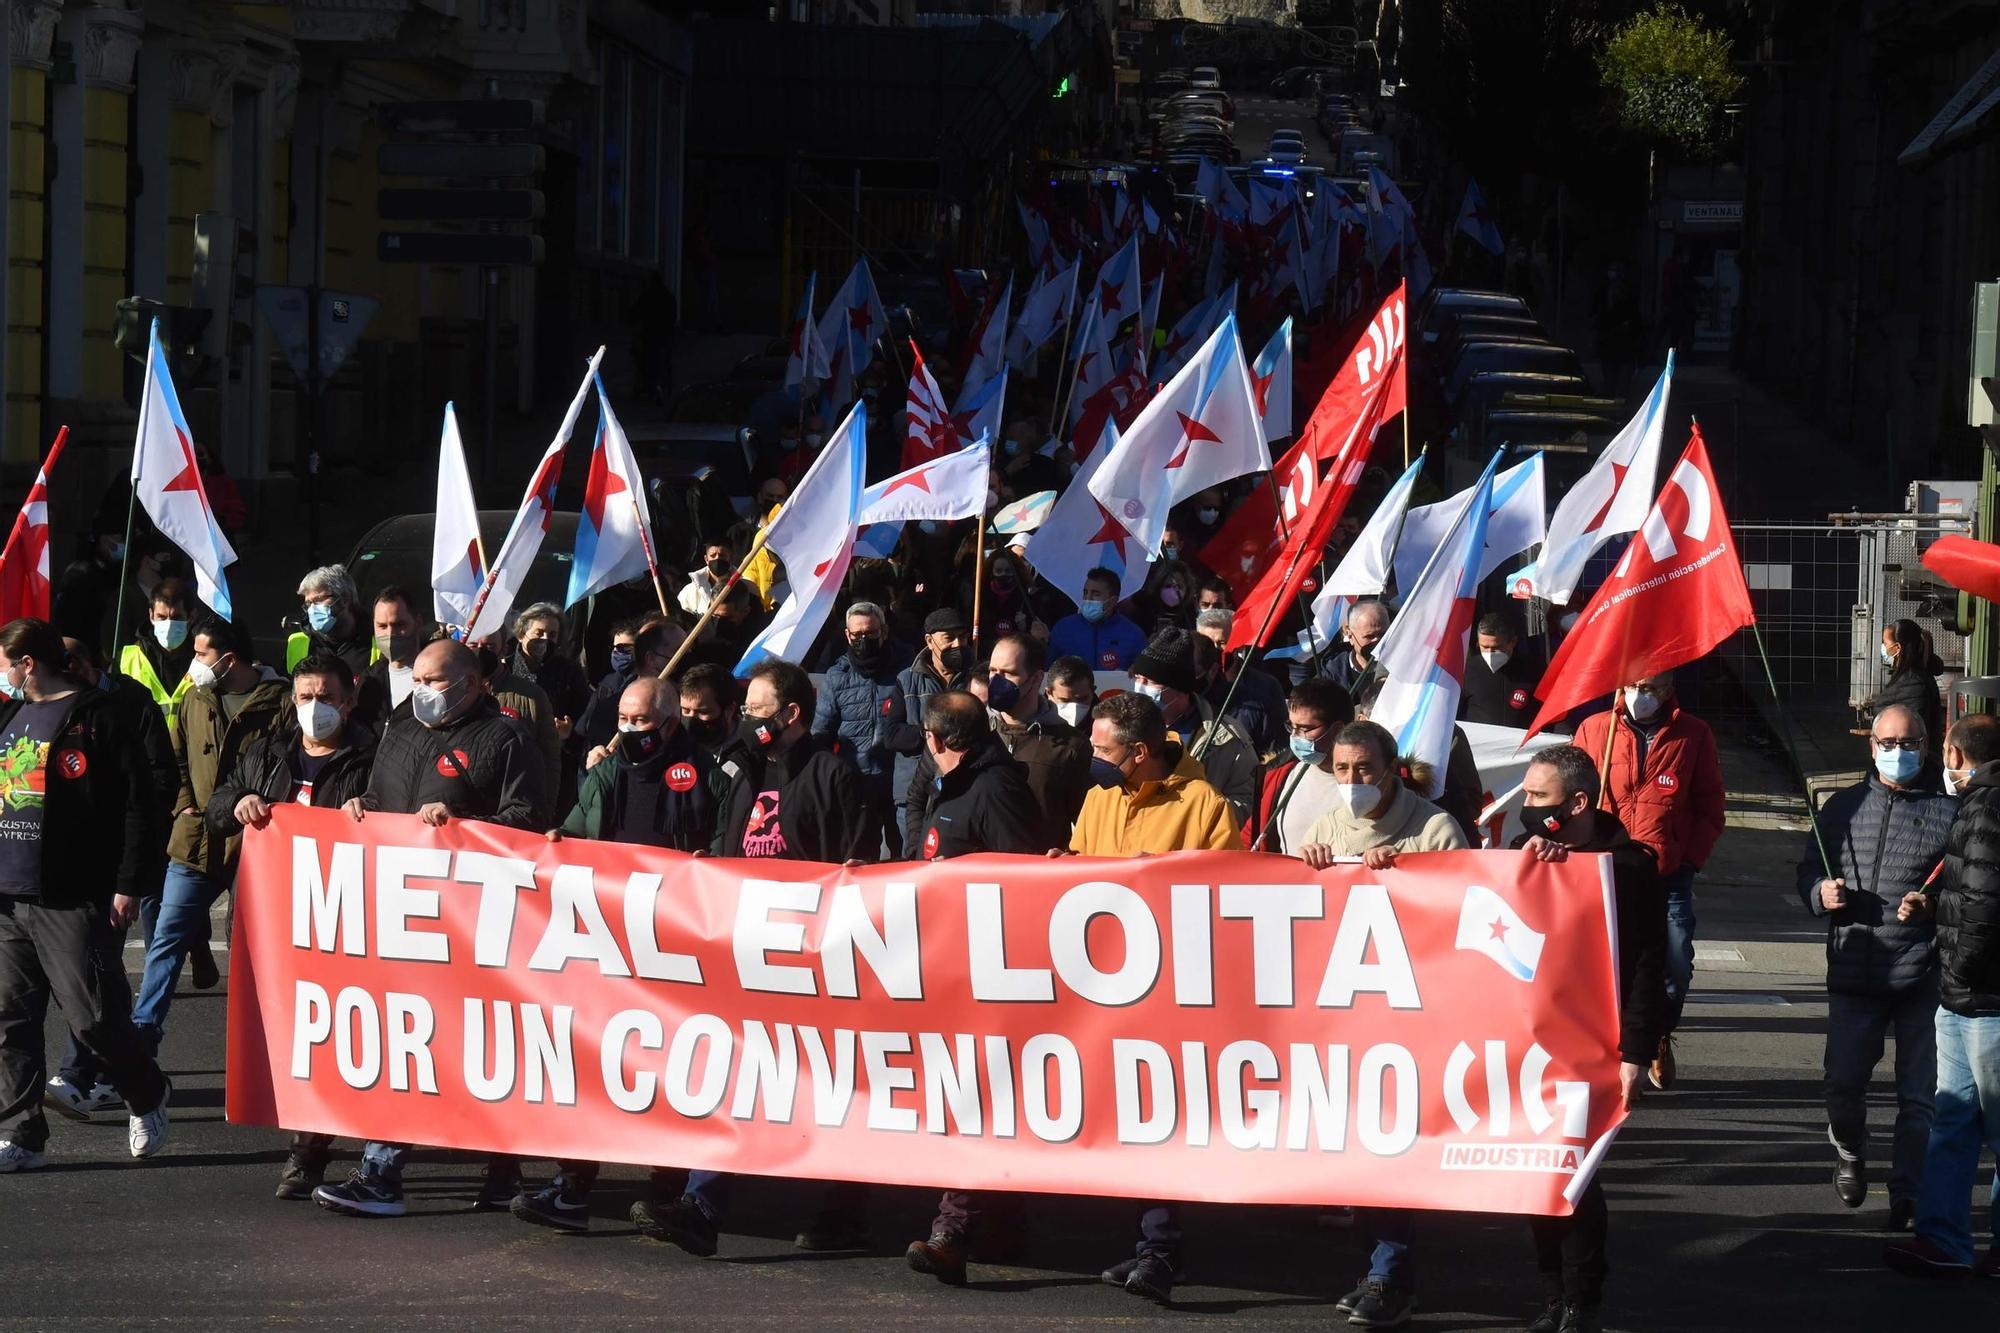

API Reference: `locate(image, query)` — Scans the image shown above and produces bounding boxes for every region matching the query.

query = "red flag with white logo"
[0,426,67,623]
[1201,283,1406,601]
[1526,427,1754,736]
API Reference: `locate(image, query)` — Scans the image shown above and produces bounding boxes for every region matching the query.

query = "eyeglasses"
[1873,737,1923,753]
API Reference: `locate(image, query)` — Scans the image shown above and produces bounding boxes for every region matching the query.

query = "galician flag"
[1391,454,1547,595]
[1296,451,1425,656]
[1455,884,1546,982]
[430,403,485,628]
[1026,418,1149,609]
[735,402,869,677]
[1251,317,1293,441]
[785,272,831,388]
[133,322,237,618]
[815,259,888,410]
[1369,451,1501,797]
[1456,178,1505,256]
[566,374,655,608]
[1086,312,1270,561]
[959,273,1010,403]
[466,346,604,639]
[857,437,992,528]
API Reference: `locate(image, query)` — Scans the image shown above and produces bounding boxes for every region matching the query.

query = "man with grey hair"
[1322,598,1391,695]
[1798,702,1951,1229]
[287,563,376,678]
[811,600,907,855]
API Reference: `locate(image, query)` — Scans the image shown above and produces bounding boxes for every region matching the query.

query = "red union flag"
[1528,427,1755,735]
[1201,283,1406,600]
[229,808,1628,1217]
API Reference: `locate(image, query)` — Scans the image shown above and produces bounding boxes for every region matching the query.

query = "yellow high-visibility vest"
[118,642,193,729]
[286,632,382,674]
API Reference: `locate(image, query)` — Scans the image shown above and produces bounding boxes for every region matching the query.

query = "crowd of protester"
[0,444,1991,1328]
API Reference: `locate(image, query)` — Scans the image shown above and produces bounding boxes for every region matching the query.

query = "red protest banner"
[228,806,1626,1217]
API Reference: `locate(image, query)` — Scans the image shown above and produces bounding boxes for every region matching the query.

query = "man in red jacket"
[1573,671,1724,1091]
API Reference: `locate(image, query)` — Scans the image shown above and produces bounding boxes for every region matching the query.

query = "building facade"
[4,0,689,520]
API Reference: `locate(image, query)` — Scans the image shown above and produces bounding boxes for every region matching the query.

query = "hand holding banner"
[230,808,1628,1217]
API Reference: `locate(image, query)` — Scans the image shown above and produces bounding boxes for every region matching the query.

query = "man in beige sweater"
[1298,719,1467,870]
[1293,717,1465,1327]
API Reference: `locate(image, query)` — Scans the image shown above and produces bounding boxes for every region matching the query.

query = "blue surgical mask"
[306,603,338,634]
[919,520,940,536]
[0,674,20,701]
[1879,643,1897,668]
[154,618,189,651]
[609,647,634,675]
[1875,748,1923,785]
[1133,681,1165,703]
[107,540,126,562]
[1002,438,1021,457]
[1080,598,1110,624]
[1289,733,1324,764]
[985,675,1021,714]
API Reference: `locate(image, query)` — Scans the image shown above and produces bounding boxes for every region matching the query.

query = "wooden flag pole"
[658,513,782,680]
[970,518,988,660]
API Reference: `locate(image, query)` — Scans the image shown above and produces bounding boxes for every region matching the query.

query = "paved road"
[5,739,1992,1328]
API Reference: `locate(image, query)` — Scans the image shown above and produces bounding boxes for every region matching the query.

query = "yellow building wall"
[164,108,212,306]
[7,68,47,462]
[80,86,130,402]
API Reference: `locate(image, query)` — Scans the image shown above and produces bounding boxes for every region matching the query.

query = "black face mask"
[706,558,730,577]
[939,646,965,673]
[620,726,665,760]
[1520,800,1575,837]
[739,712,785,752]
[848,636,883,668]
[685,716,728,748]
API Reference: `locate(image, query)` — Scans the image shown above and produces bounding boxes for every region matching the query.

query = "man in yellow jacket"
[1069,692,1243,859]
[1066,692,1239,1306]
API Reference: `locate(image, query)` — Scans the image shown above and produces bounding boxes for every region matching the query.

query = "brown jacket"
[992,704,1091,836]
[168,667,292,876]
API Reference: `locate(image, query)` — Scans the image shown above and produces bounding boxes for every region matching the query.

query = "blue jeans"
[682,1169,736,1223]
[1662,867,1697,1034]
[1911,1010,2000,1264]
[129,863,223,1044]
[1824,980,1937,1204]
[1365,1209,1415,1286]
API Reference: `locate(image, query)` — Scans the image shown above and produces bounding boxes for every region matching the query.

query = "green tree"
[1598,3,1744,155]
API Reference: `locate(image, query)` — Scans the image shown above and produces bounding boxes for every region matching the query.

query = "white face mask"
[1334,781,1377,816]
[1480,648,1511,672]
[1624,688,1663,722]
[188,657,222,692]
[411,677,465,728]
[296,700,341,742]
[154,618,189,651]
[1053,699,1090,728]
[1945,767,1969,796]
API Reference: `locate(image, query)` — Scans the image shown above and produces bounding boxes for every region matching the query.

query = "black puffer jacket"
[1794,771,1950,996]
[1938,762,2000,1016]
[1871,666,1944,759]
[363,694,547,830]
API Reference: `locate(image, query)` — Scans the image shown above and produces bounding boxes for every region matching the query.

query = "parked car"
[1191,66,1223,90]
[1417,288,1535,342]
[347,510,579,622]
[1444,343,1589,407]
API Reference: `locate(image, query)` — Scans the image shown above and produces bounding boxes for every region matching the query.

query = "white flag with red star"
[858,437,991,528]
[0,427,68,624]
[1085,312,1269,560]
[566,373,655,608]
[466,346,604,639]
[133,323,237,618]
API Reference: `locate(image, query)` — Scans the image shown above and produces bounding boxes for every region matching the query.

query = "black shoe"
[630,1195,719,1257]
[190,940,219,990]
[1334,1281,1370,1315]
[905,1231,968,1286]
[795,1210,869,1252]
[1557,1305,1602,1333]
[313,1171,405,1218]
[511,1183,591,1231]
[1123,1250,1179,1303]
[1834,1157,1866,1208]
[1887,1198,1915,1232]
[1525,1297,1567,1333]
[274,1154,324,1201]
[472,1160,522,1211]
[1348,1279,1415,1328]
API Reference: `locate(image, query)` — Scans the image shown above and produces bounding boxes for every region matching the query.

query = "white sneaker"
[44,1076,121,1122]
[0,1140,48,1172]
[128,1077,171,1159]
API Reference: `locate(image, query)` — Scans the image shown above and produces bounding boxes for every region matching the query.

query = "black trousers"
[1528,1178,1608,1306]
[0,896,167,1152]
